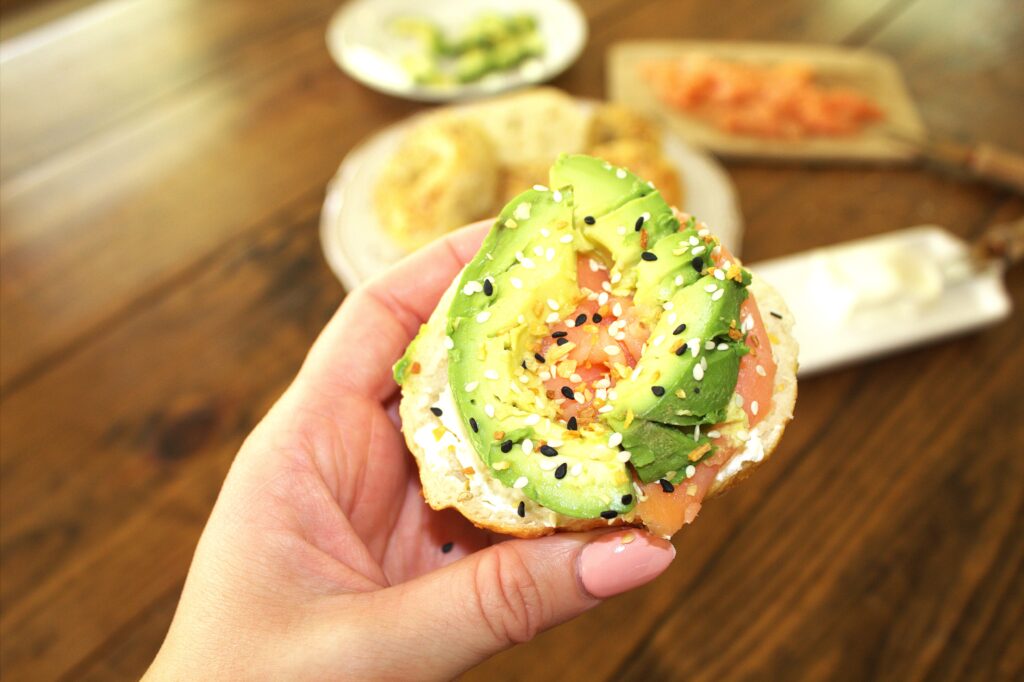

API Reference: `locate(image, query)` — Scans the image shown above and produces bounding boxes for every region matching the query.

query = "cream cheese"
[413,382,562,527]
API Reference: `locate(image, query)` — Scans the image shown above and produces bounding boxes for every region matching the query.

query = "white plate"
[320,106,744,291]
[751,226,1013,375]
[326,0,587,102]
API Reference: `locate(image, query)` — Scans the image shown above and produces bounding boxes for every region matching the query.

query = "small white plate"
[319,105,745,291]
[326,0,588,102]
[751,226,1013,375]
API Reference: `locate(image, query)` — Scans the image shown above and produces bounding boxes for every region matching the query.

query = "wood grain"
[0,0,1021,680]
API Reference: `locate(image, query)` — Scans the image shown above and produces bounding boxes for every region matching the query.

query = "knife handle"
[967,143,1024,195]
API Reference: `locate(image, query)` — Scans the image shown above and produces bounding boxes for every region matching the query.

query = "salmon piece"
[642,55,884,139]
[538,255,650,427]
[635,462,721,538]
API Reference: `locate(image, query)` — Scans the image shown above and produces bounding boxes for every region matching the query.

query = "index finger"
[297,220,491,402]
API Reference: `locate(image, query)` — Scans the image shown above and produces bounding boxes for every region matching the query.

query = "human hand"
[146,221,676,681]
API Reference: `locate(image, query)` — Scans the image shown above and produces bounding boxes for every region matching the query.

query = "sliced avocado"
[549,154,651,221]
[610,274,746,429]
[447,188,635,519]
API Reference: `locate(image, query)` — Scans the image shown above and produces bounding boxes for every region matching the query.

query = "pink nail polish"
[579,531,676,598]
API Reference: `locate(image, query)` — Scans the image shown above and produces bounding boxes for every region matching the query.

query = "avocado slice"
[405,154,752,520]
[446,188,635,519]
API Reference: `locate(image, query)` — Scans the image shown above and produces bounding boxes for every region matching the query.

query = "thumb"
[366,529,674,678]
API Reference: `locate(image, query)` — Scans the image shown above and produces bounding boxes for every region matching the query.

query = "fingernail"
[579,531,676,598]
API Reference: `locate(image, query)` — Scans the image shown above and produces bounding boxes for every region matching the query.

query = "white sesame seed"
[705,340,716,350]
[616,168,627,179]
[686,465,696,478]
[652,335,665,346]
[553,190,562,203]
[616,450,632,463]
[717,343,729,351]
[540,227,550,237]
[598,292,609,305]
[610,271,622,284]
[714,269,726,280]
[574,392,585,404]
[518,375,529,384]
[612,302,623,317]
[570,373,583,383]
[712,289,725,301]
[693,425,701,440]
[546,312,560,323]
[444,336,454,350]
[510,277,523,289]
[751,401,759,416]
[668,312,678,325]
[547,299,560,311]
[533,245,544,257]
[546,247,555,262]
[521,257,536,269]
[663,301,674,311]
[693,364,705,381]
[617,226,627,235]
[464,381,478,392]
[522,439,533,454]
[756,364,767,376]
[692,245,707,256]
[485,404,495,418]
[704,283,718,293]
[608,432,623,448]
[571,463,583,476]
[604,345,621,356]
[514,203,531,220]
[560,234,573,243]
[532,184,548,191]
[674,275,684,286]
[598,404,614,413]
[698,228,710,237]
[708,430,721,438]
[513,476,529,489]
[539,459,558,471]
[484,369,499,380]
[734,394,744,407]
[689,235,699,246]
[588,258,600,272]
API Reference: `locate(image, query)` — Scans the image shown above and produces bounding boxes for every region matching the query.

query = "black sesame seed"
[675,343,688,356]
[584,215,596,225]
[554,463,568,479]
[693,387,701,394]
[430,406,443,417]
[540,444,558,457]
[556,337,569,346]
[641,251,658,262]
[600,510,618,519]
[560,386,575,400]
[566,416,578,431]
[673,323,687,335]
[534,352,546,364]
[483,279,494,296]
[517,501,526,517]
[659,478,675,493]
[441,542,454,553]
[634,216,645,231]
[501,440,513,453]
[651,385,666,397]
[621,494,634,505]
[770,311,783,319]
[469,417,479,433]
[552,331,568,338]
[575,313,588,327]
[691,257,704,272]
[592,313,603,323]
[521,361,527,370]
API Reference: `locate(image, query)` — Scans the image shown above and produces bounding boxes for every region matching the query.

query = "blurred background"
[1,0,1021,680]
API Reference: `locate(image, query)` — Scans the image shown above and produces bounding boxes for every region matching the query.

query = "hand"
[146,222,676,681]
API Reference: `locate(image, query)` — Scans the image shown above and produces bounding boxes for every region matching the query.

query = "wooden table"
[1,1,1021,679]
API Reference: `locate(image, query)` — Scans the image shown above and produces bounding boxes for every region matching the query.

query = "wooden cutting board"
[608,40,927,163]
